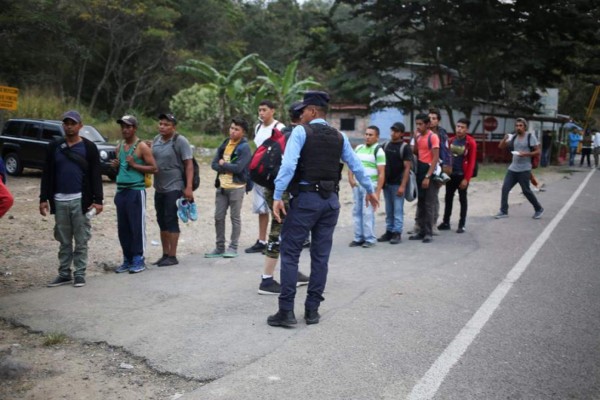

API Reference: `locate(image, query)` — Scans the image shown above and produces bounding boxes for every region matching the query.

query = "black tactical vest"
[292,123,344,185]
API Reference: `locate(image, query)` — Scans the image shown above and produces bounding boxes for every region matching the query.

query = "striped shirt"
[354,143,386,183]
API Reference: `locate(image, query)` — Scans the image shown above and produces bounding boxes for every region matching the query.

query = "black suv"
[0,119,117,180]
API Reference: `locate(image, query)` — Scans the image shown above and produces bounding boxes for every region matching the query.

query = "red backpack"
[249,127,286,189]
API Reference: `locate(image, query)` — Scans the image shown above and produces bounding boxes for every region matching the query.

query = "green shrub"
[43,332,67,346]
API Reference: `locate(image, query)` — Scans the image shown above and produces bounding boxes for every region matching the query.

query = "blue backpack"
[0,157,7,184]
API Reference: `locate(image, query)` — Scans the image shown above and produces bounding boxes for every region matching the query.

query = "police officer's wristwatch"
[425,174,431,179]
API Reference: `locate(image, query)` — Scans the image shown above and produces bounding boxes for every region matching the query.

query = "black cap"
[293,91,330,111]
[289,101,304,120]
[116,115,138,127]
[158,113,177,125]
[62,110,82,124]
[391,122,405,132]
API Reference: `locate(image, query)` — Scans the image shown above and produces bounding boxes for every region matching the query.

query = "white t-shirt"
[254,120,285,147]
[593,132,600,148]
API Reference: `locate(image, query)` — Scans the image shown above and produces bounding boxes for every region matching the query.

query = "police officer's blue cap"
[293,91,330,111]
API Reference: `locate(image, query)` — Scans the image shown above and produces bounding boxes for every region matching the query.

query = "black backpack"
[172,134,200,191]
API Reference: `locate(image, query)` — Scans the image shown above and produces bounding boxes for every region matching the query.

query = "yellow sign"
[0,86,19,111]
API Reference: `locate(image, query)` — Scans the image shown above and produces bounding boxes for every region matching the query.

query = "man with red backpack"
[245,100,286,254]
[255,102,309,294]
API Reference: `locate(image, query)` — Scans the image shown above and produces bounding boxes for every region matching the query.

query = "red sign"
[483,116,498,132]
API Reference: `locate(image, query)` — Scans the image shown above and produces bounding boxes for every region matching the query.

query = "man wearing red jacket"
[0,179,14,218]
[438,118,477,233]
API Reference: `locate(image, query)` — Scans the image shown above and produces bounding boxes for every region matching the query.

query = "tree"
[307,0,600,125]
[254,60,320,121]
[69,0,179,115]
[176,54,259,132]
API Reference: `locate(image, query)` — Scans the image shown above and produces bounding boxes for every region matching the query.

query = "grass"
[43,332,67,346]
[474,162,507,181]
[1,87,231,148]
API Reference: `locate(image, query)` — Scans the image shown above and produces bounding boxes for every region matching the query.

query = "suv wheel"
[4,152,23,176]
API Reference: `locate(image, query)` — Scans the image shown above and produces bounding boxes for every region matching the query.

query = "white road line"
[407,169,596,400]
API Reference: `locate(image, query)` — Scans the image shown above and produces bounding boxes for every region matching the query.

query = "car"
[0,118,117,180]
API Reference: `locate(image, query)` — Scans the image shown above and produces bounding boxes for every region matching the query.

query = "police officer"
[267,91,379,327]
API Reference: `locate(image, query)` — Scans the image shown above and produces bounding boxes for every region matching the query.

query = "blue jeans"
[54,199,91,278]
[569,147,578,166]
[382,184,405,233]
[500,170,542,214]
[352,185,376,243]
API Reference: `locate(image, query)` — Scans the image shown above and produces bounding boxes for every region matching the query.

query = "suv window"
[2,121,21,136]
[22,123,41,139]
[42,126,62,141]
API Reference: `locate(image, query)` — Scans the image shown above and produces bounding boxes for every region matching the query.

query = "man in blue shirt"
[267,91,378,327]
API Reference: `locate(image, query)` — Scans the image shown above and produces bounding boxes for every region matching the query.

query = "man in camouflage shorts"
[257,102,309,295]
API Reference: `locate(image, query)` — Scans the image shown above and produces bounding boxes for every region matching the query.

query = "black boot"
[437,222,451,230]
[377,231,393,242]
[304,308,320,325]
[267,309,297,327]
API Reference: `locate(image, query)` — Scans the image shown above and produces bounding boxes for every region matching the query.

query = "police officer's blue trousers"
[279,191,340,312]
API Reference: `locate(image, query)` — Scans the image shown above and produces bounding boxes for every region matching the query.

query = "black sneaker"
[73,276,86,287]
[377,231,393,242]
[389,232,401,244]
[47,276,72,287]
[297,271,309,287]
[267,309,297,327]
[437,222,451,230]
[305,308,320,325]
[152,254,168,265]
[456,226,465,233]
[157,256,178,267]
[258,279,281,295]
[409,234,425,240]
[349,240,365,247]
[245,240,267,254]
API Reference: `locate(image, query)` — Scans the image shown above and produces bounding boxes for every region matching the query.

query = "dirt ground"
[0,162,566,399]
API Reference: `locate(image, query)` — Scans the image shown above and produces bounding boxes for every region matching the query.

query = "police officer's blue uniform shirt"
[274,118,374,200]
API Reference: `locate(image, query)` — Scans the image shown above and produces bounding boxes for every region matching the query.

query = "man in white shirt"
[245,100,286,254]
[593,129,600,169]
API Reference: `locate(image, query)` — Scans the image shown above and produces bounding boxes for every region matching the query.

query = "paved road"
[1,169,598,399]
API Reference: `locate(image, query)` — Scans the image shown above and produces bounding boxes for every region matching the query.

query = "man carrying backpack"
[438,118,477,233]
[151,113,195,267]
[409,114,440,243]
[348,126,386,248]
[205,117,252,258]
[111,115,157,274]
[257,102,309,294]
[495,117,544,220]
[245,100,286,254]
[378,122,413,244]
[428,108,451,235]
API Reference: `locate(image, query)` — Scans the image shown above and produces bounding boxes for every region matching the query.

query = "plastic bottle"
[86,208,97,219]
